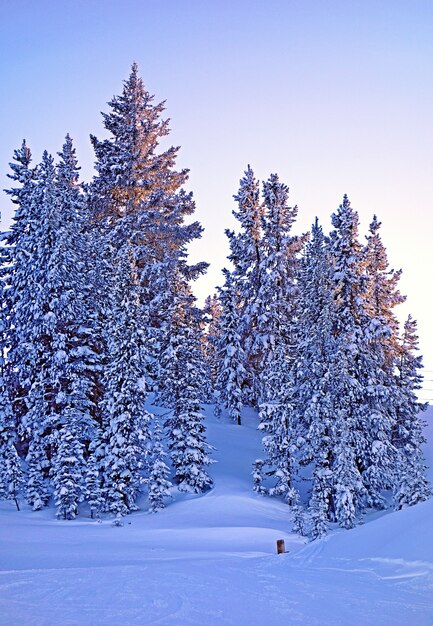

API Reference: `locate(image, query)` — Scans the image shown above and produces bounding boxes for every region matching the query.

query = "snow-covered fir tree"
[393,315,430,508]
[0,275,24,510]
[101,252,153,520]
[287,219,336,537]
[3,137,99,511]
[325,196,399,521]
[89,62,207,391]
[0,373,23,511]
[225,166,264,404]
[202,294,222,402]
[147,417,172,513]
[52,407,86,520]
[214,270,246,425]
[364,215,405,373]
[254,341,300,507]
[3,141,40,445]
[253,217,330,512]
[254,173,307,404]
[84,437,105,520]
[164,291,214,493]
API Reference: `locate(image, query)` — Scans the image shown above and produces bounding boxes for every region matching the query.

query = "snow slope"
[0,406,432,625]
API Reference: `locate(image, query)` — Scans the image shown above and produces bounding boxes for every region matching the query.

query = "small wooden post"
[276,539,286,554]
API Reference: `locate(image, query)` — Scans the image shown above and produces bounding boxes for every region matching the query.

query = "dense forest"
[0,64,429,537]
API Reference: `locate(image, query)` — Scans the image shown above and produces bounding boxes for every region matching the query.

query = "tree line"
[0,64,429,535]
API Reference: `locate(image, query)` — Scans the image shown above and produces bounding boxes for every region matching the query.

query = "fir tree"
[215,270,246,425]
[3,141,39,442]
[53,409,86,520]
[255,343,299,504]
[202,294,222,402]
[393,316,430,508]
[0,311,24,509]
[84,439,105,520]
[364,215,405,370]
[225,166,264,403]
[289,219,336,535]
[255,174,307,404]
[0,380,23,511]
[328,196,395,518]
[148,417,172,513]
[164,293,214,493]
[101,253,153,519]
[89,63,207,389]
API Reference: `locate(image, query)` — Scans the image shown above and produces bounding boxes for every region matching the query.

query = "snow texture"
[0,403,432,625]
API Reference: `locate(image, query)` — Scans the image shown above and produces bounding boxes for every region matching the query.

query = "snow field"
[0,405,432,625]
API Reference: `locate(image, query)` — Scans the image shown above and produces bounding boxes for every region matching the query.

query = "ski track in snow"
[0,405,432,625]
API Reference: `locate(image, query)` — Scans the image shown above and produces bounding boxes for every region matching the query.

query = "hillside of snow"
[1,405,432,625]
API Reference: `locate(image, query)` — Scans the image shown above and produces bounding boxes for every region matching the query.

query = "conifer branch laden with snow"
[0,64,212,520]
[0,64,429,536]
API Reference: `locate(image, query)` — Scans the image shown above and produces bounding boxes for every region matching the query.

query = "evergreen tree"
[290,219,336,536]
[202,294,222,402]
[225,166,264,403]
[148,417,172,513]
[89,63,207,389]
[393,316,430,508]
[0,279,24,510]
[53,409,86,520]
[254,174,307,404]
[3,141,39,442]
[252,176,306,511]
[215,270,246,424]
[101,253,153,519]
[20,151,58,508]
[164,293,214,493]
[0,376,23,510]
[4,137,97,512]
[84,439,105,520]
[254,335,300,505]
[364,215,405,369]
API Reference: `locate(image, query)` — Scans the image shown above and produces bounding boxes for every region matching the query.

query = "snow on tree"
[53,407,86,520]
[331,196,394,516]
[3,137,100,512]
[164,291,214,493]
[225,166,264,404]
[89,63,207,390]
[17,150,59,508]
[3,141,40,443]
[393,315,430,509]
[254,173,307,405]
[287,218,336,536]
[147,417,172,513]
[0,378,23,510]
[254,341,300,505]
[84,438,105,520]
[252,176,307,512]
[214,269,246,425]
[0,276,24,510]
[201,294,222,402]
[364,215,405,370]
[101,252,153,519]
[327,196,397,517]
[332,426,359,530]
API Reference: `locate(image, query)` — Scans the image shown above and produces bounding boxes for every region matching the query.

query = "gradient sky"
[1,0,433,393]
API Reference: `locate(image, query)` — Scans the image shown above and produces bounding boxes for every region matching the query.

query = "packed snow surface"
[1,405,433,625]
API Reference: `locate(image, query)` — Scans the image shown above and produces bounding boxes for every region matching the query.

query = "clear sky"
[1,0,433,393]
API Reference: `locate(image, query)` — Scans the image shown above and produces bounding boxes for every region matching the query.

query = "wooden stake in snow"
[276,539,286,554]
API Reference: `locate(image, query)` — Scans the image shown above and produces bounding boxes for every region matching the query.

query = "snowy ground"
[1,406,433,625]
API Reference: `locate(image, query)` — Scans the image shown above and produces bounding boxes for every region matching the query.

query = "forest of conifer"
[0,64,429,537]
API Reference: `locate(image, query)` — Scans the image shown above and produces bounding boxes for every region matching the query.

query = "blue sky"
[1,0,433,386]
